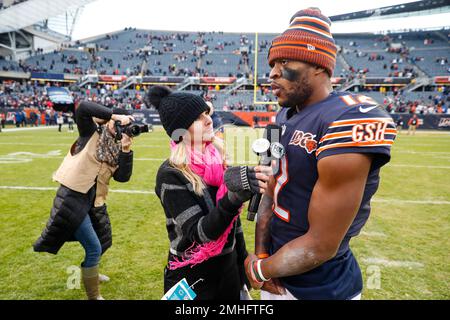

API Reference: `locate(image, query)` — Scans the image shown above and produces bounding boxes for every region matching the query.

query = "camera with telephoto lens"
[114,120,149,142]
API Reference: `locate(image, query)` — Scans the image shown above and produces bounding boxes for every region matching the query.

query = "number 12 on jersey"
[273,156,291,222]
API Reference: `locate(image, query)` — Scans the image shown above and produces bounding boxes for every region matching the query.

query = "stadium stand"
[0,1,449,123]
[1,28,447,78]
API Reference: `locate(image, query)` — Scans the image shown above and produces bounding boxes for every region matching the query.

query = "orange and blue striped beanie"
[268,8,337,77]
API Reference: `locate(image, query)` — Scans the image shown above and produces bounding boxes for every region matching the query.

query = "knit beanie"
[145,86,209,142]
[268,7,337,77]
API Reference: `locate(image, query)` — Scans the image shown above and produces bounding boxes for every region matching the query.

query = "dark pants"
[164,250,241,300]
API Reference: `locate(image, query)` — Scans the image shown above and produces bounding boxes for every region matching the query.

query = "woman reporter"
[147,86,271,300]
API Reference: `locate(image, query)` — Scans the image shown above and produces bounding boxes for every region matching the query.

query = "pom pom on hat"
[146,85,172,110]
[268,7,337,76]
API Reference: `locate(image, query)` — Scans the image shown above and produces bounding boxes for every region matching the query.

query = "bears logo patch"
[288,130,318,154]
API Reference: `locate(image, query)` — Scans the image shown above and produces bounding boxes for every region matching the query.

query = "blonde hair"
[169,137,226,196]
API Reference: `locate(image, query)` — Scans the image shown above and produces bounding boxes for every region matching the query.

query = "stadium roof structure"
[0,0,96,34]
[0,0,97,62]
[329,0,450,22]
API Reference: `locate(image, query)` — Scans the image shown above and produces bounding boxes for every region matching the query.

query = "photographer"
[147,86,272,300]
[33,101,134,300]
[0,113,4,132]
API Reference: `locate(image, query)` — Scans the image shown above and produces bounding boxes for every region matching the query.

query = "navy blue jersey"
[271,91,396,300]
[211,112,224,133]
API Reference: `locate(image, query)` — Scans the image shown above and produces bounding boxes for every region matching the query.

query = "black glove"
[224,166,260,205]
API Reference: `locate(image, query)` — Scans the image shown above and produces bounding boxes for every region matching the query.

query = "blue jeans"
[74,214,102,268]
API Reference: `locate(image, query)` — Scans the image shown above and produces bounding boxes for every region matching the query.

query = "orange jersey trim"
[316,139,394,156]
[328,118,394,128]
[320,128,397,143]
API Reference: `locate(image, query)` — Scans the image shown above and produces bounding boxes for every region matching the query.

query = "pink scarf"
[168,141,240,270]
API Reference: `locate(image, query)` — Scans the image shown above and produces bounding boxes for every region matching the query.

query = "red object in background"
[434,76,450,84]
[200,77,237,84]
[99,75,127,82]
[233,111,277,127]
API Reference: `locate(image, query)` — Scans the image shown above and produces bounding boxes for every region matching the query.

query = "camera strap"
[95,126,121,167]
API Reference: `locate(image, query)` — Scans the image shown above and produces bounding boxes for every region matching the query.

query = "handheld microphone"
[247,124,282,221]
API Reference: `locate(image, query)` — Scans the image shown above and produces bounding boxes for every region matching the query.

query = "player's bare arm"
[255,175,275,256]
[260,153,372,279]
[251,174,286,294]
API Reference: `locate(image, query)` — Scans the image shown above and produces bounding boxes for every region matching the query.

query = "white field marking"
[0,186,448,205]
[0,142,170,149]
[372,198,450,205]
[6,150,62,157]
[0,156,257,164]
[134,158,166,161]
[425,154,450,160]
[0,186,57,191]
[108,189,154,194]
[6,141,448,151]
[132,145,171,148]
[395,143,450,147]
[388,164,450,169]
[395,130,450,136]
[2,153,449,168]
[0,186,156,194]
[0,158,32,164]
[394,150,450,155]
[0,156,166,162]
[359,231,387,237]
[361,258,424,268]
[0,142,71,146]
[0,150,62,164]
[0,142,169,148]
[1,126,59,132]
[0,135,76,140]
[408,131,450,135]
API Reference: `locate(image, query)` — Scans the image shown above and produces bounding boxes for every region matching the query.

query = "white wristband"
[256,259,271,282]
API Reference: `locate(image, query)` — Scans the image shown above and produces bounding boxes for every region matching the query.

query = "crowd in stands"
[336,31,450,78]
[0,28,449,119]
[1,28,448,79]
[1,80,449,116]
[383,87,449,114]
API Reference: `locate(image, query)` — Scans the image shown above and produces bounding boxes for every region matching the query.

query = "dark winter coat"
[33,101,133,254]
[156,160,249,299]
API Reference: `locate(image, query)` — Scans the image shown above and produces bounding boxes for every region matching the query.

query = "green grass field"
[0,125,449,300]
